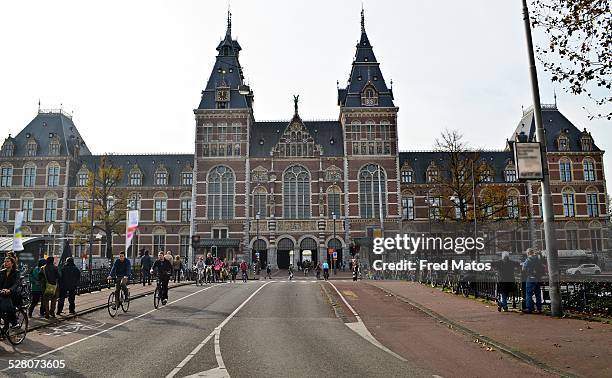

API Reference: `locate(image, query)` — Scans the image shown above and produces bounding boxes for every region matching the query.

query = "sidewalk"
[27,280,192,331]
[368,280,612,378]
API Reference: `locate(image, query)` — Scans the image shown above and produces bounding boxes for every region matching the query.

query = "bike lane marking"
[166,281,272,378]
[0,284,221,372]
[327,281,407,363]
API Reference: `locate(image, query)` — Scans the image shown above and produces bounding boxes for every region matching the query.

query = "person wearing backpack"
[28,259,46,318]
[39,256,59,319]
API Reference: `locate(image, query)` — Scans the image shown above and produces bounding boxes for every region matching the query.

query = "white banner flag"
[125,210,139,250]
[13,211,24,252]
[47,223,55,234]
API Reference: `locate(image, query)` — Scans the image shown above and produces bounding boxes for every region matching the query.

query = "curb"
[26,281,194,332]
[370,283,579,378]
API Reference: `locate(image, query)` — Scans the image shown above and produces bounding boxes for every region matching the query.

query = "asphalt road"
[0,278,560,377]
[0,280,428,378]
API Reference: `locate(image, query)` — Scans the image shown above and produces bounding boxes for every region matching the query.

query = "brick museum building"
[0,12,608,268]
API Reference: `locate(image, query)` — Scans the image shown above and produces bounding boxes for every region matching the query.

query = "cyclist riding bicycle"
[151,252,172,305]
[0,256,19,330]
[239,260,248,283]
[107,251,132,309]
[195,256,206,284]
[322,261,330,281]
[204,253,214,283]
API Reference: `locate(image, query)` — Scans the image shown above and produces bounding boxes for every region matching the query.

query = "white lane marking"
[327,281,407,362]
[0,284,221,372]
[43,321,107,337]
[166,281,271,378]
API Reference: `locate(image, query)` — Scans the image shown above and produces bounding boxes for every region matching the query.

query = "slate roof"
[338,10,395,108]
[76,154,194,187]
[250,120,344,157]
[511,105,600,152]
[399,151,514,185]
[5,111,91,157]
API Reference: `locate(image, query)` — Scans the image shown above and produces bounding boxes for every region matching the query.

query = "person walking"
[322,260,330,281]
[230,259,239,282]
[522,248,542,314]
[0,256,19,329]
[265,263,272,279]
[28,259,45,317]
[39,256,59,319]
[57,257,81,315]
[140,250,152,286]
[172,255,182,283]
[492,252,518,312]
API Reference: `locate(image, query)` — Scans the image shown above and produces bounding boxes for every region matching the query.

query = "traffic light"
[191,235,201,248]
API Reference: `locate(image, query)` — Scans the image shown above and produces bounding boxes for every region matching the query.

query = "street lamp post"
[87,167,97,284]
[255,212,260,265]
[332,211,337,275]
[521,0,561,316]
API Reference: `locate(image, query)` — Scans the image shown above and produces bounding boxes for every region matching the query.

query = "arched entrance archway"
[300,237,318,265]
[252,239,267,267]
[328,238,342,271]
[277,238,294,269]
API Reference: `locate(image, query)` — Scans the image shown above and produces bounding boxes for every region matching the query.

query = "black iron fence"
[407,270,612,316]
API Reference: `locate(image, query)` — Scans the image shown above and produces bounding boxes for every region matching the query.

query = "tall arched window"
[559,158,572,182]
[207,166,235,219]
[561,187,575,217]
[359,164,387,218]
[0,164,13,187]
[327,185,342,217]
[283,165,310,219]
[583,158,596,181]
[252,186,267,218]
[47,162,60,187]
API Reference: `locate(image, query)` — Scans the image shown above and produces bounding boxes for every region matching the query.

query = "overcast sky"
[1,0,610,186]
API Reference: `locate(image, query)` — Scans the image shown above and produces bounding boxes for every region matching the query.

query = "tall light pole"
[255,211,260,265]
[87,164,97,283]
[471,159,479,262]
[521,0,561,316]
[332,211,337,275]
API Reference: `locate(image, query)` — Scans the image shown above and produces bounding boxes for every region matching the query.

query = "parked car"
[566,264,601,275]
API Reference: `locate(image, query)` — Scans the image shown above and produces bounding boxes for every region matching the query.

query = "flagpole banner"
[13,211,24,252]
[125,210,139,250]
[48,223,55,234]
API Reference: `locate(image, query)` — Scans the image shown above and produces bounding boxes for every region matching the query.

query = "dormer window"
[26,140,38,156]
[426,165,439,183]
[0,140,14,157]
[155,168,168,185]
[77,170,89,186]
[504,164,517,182]
[557,135,569,151]
[401,169,414,184]
[581,135,592,151]
[49,138,61,156]
[361,86,378,106]
[129,169,142,186]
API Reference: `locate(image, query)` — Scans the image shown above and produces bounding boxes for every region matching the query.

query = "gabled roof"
[338,9,394,108]
[511,104,600,152]
[7,110,91,157]
[76,154,194,187]
[250,120,344,157]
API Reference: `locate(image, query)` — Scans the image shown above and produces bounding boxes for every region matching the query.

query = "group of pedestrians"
[139,249,187,286]
[28,256,81,319]
[493,248,546,314]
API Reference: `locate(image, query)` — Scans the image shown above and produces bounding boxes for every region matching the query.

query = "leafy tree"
[531,0,611,119]
[431,130,521,223]
[72,156,128,259]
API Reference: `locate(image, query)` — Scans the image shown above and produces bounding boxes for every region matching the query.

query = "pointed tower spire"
[361,4,365,33]
[226,9,232,36]
[293,95,300,116]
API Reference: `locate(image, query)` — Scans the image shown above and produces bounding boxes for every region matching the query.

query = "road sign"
[514,142,544,180]
[332,251,337,258]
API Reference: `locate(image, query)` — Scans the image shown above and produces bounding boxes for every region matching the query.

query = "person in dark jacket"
[0,256,19,328]
[28,259,46,317]
[57,257,81,315]
[140,250,152,286]
[492,252,519,312]
[522,248,543,314]
[151,252,172,305]
[39,256,59,319]
[108,252,132,309]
